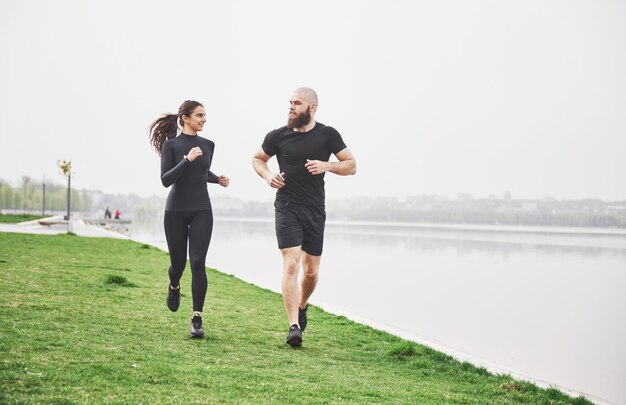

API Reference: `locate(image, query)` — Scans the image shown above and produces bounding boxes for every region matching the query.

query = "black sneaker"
[190,315,204,339]
[166,284,180,312]
[299,304,309,332]
[286,324,302,348]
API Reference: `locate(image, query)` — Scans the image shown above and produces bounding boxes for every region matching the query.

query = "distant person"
[252,87,356,347]
[114,209,121,220]
[105,206,112,219]
[149,100,229,339]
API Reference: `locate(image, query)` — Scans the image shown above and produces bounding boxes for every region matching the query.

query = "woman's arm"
[207,171,219,183]
[160,142,188,187]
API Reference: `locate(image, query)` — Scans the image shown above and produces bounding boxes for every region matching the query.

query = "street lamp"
[42,174,46,217]
[57,160,72,228]
[21,176,31,215]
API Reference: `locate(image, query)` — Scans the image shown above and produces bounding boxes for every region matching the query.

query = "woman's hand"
[218,175,229,187]
[187,146,203,162]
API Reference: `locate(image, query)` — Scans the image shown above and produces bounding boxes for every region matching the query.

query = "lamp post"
[42,175,46,217]
[21,176,31,215]
[57,160,72,231]
[66,173,71,220]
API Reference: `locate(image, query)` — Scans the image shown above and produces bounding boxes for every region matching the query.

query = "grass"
[0,213,45,223]
[0,232,591,404]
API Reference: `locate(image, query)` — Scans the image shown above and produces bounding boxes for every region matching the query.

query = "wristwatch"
[183,155,189,163]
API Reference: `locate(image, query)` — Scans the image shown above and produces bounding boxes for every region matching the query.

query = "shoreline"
[212,216,626,237]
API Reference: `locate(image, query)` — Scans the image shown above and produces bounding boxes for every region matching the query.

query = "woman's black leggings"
[164,209,213,312]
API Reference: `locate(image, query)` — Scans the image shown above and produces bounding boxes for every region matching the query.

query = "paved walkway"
[0,216,129,239]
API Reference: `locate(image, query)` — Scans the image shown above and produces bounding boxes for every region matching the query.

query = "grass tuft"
[387,341,419,358]
[501,381,527,392]
[461,361,491,376]
[0,214,45,223]
[105,274,135,287]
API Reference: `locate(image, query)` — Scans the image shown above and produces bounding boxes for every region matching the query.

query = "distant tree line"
[325,195,626,228]
[0,178,90,213]
[209,195,626,229]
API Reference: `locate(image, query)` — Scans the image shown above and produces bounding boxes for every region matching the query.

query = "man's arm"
[304,147,357,176]
[252,148,285,189]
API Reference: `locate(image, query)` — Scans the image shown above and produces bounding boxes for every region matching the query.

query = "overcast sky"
[1,0,625,202]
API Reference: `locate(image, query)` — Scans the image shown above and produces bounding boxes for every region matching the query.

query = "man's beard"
[287,108,312,129]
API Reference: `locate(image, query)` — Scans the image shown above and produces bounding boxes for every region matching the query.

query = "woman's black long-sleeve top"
[160,133,219,211]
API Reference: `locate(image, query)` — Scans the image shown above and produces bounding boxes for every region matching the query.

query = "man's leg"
[299,252,321,309]
[281,246,302,327]
[299,203,325,320]
[298,252,320,332]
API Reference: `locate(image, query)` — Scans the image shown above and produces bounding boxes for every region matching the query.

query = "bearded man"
[252,87,357,348]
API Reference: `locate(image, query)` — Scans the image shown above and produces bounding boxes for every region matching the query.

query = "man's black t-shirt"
[262,122,347,207]
[161,133,219,211]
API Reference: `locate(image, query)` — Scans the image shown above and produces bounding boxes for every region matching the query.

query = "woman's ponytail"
[149,113,179,155]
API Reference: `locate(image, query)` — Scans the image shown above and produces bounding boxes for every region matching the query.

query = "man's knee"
[281,248,301,276]
[302,254,320,278]
[283,258,300,276]
[302,270,319,286]
[302,265,319,280]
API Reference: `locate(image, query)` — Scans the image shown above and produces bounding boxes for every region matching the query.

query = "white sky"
[1,0,625,202]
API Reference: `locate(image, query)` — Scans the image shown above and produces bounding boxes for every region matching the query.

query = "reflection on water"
[131,217,626,404]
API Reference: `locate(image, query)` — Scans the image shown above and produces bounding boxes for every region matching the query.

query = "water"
[131,217,626,404]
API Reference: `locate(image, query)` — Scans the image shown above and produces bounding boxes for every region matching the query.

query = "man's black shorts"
[274,199,326,256]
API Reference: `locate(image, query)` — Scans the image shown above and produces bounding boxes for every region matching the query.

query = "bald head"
[293,87,318,107]
[288,87,319,130]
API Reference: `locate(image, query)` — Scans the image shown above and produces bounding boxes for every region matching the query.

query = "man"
[252,87,357,348]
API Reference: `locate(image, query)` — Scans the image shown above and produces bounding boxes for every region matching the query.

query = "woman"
[149,100,229,338]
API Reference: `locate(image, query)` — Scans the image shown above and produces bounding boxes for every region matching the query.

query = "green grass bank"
[0,213,45,223]
[0,232,590,404]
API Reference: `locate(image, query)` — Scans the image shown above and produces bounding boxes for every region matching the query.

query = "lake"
[131,217,626,404]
